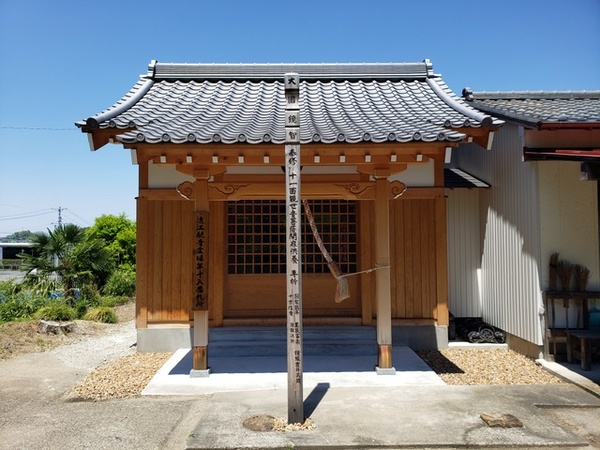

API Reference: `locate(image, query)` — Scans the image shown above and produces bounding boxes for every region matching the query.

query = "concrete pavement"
[1,341,599,449]
[140,348,600,449]
[142,347,445,396]
[185,384,600,449]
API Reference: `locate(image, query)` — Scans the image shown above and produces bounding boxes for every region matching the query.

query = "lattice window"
[227,200,357,274]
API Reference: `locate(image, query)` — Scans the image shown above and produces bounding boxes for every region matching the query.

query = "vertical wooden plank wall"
[359,202,374,324]
[137,197,194,325]
[136,197,148,328]
[389,197,447,323]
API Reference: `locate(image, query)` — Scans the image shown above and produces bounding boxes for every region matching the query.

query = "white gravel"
[52,320,137,373]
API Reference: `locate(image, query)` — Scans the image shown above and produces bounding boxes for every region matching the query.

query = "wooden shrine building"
[77,60,500,371]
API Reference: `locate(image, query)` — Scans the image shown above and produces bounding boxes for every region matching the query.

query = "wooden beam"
[210,202,225,326]
[130,142,455,171]
[88,127,133,150]
[455,126,501,150]
[139,184,442,202]
[208,181,377,200]
[130,141,455,156]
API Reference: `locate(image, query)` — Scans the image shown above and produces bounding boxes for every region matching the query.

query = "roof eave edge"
[538,121,600,131]
[426,78,496,127]
[467,101,540,129]
[80,77,155,131]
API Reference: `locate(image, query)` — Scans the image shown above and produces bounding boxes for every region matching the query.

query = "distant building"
[0,242,34,259]
[0,242,34,269]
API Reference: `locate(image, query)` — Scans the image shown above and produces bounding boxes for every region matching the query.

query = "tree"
[86,214,136,266]
[20,224,113,295]
[0,230,33,243]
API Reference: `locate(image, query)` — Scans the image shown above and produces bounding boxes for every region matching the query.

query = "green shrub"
[102,266,136,297]
[0,279,21,299]
[74,299,90,319]
[83,306,117,324]
[100,295,130,308]
[0,292,49,323]
[33,303,77,322]
[78,283,101,305]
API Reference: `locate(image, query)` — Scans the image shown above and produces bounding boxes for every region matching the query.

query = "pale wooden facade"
[134,142,455,329]
[78,62,499,365]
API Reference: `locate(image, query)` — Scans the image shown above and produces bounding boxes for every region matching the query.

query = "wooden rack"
[543,291,600,369]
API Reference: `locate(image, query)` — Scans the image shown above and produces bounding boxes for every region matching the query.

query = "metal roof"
[77,60,499,149]
[462,89,600,129]
[444,168,489,188]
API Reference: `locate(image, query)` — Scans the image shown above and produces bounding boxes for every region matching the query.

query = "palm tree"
[20,224,114,296]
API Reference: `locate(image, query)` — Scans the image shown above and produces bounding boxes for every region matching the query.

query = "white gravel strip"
[52,320,137,373]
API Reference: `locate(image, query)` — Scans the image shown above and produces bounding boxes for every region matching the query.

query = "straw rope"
[302,200,389,303]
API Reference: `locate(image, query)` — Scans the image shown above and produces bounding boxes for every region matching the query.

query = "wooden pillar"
[374,169,395,373]
[191,171,210,375]
[136,159,149,329]
[434,193,449,326]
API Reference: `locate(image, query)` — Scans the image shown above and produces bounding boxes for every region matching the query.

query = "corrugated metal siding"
[446,189,482,317]
[455,124,544,345]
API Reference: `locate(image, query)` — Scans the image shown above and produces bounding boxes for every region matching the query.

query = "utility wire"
[0,209,55,221]
[0,126,74,131]
[62,209,92,227]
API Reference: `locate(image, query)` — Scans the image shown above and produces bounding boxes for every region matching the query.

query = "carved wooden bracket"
[208,183,250,200]
[335,182,375,199]
[179,180,407,201]
[177,181,195,201]
[390,181,408,199]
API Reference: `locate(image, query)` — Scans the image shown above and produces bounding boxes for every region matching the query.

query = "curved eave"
[426,78,499,128]
[75,77,154,136]
[78,61,500,150]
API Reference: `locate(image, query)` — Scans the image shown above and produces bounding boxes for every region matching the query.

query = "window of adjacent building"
[227,200,357,274]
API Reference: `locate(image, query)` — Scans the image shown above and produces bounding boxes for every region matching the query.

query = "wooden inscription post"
[191,175,210,376]
[284,72,304,424]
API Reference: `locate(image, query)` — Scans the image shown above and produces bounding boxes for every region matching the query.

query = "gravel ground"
[416,349,564,385]
[70,347,563,401]
[66,328,563,401]
[3,300,563,400]
[70,352,172,401]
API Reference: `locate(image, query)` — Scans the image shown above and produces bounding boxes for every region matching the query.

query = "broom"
[549,252,559,291]
[302,200,350,303]
[574,264,590,292]
[557,259,573,291]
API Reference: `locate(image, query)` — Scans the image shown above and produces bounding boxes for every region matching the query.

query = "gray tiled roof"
[77,61,500,148]
[462,89,600,128]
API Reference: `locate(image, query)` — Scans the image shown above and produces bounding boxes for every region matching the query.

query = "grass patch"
[33,303,77,322]
[83,306,117,324]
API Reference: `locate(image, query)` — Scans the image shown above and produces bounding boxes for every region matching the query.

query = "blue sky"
[0,0,599,236]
